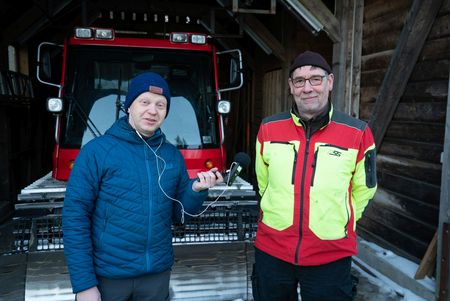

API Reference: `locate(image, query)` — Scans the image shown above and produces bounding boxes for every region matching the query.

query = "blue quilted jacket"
[62,116,207,293]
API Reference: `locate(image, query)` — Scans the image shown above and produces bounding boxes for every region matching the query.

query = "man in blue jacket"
[63,72,223,301]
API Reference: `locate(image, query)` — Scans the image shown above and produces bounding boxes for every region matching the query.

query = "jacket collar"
[106,116,166,146]
[290,101,332,133]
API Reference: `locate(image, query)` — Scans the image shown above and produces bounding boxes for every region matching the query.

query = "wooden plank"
[380,138,443,163]
[411,59,450,81]
[242,15,286,62]
[361,101,447,122]
[386,121,445,143]
[361,69,386,87]
[436,66,450,301]
[361,50,394,70]
[366,201,436,241]
[376,186,439,226]
[377,154,442,185]
[368,0,444,149]
[415,232,437,279]
[262,69,284,116]
[429,14,450,39]
[378,171,441,205]
[420,36,450,61]
[403,80,449,99]
[362,30,402,54]
[363,0,412,21]
[363,9,409,38]
[440,0,450,14]
[358,215,427,260]
[298,0,341,42]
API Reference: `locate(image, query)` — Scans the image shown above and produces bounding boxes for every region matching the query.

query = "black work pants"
[251,248,354,301]
[97,269,171,301]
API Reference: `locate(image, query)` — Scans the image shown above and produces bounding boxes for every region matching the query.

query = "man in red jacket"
[252,51,377,301]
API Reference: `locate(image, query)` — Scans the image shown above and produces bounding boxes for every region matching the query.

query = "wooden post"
[331,0,364,116]
[437,66,450,301]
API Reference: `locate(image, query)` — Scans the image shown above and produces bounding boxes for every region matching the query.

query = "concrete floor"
[0,251,420,301]
[0,217,429,301]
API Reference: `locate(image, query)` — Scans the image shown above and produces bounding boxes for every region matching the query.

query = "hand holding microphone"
[192,167,224,192]
[192,152,251,192]
[223,152,251,186]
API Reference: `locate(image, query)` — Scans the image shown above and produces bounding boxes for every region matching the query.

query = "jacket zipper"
[145,145,153,272]
[322,144,348,150]
[291,144,298,185]
[344,191,350,238]
[310,149,318,187]
[294,125,311,264]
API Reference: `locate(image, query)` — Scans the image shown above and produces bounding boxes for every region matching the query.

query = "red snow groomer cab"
[38,27,243,181]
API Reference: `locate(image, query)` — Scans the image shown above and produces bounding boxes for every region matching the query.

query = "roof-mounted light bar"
[74,27,114,40]
[170,33,207,45]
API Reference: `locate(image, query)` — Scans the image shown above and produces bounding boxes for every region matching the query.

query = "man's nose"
[146,104,157,114]
[302,80,314,92]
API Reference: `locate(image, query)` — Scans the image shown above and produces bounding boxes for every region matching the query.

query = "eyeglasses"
[290,75,327,88]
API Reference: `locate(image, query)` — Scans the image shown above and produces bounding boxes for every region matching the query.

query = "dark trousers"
[251,248,354,301]
[97,269,171,301]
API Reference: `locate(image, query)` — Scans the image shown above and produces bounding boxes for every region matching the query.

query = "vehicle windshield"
[60,45,218,149]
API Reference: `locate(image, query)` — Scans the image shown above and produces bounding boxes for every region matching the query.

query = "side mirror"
[217,49,243,93]
[37,42,63,89]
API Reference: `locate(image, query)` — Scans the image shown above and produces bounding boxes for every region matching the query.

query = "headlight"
[191,34,206,44]
[95,29,114,39]
[47,97,63,113]
[217,100,231,114]
[171,33,189,43]
[74,28,93,39]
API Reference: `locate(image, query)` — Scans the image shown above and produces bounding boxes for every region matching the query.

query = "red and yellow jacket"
[255,104,377,266]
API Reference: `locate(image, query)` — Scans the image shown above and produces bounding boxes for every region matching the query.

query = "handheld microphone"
[224,152,251,186]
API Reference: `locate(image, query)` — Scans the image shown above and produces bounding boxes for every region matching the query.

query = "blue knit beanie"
[124,72,171,116]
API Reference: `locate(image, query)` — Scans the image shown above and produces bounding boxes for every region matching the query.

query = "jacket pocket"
[309,143,357,240]
[364,149,377,188]
[260,141,299,231]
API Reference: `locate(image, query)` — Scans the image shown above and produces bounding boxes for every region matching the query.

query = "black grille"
[2,205,258,254]
[173,205,258,244]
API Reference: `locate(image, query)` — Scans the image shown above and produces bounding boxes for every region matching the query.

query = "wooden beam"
[368,0,443,149]
[298,0,341,42]
[242,15,286,62]
[331,0,363,116]
[415,231,437,279]
[437,66,450,301]
[2,1,74,45]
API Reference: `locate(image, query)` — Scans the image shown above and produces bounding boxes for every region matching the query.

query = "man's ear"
[327,73,334,91]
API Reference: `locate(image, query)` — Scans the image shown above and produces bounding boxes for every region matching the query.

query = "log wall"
[358,0,450,262]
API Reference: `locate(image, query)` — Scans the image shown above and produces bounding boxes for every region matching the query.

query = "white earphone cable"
[135,130,229,224]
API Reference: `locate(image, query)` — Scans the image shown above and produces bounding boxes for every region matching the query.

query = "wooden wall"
[224,6,333,184]
[358,0,450,262]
